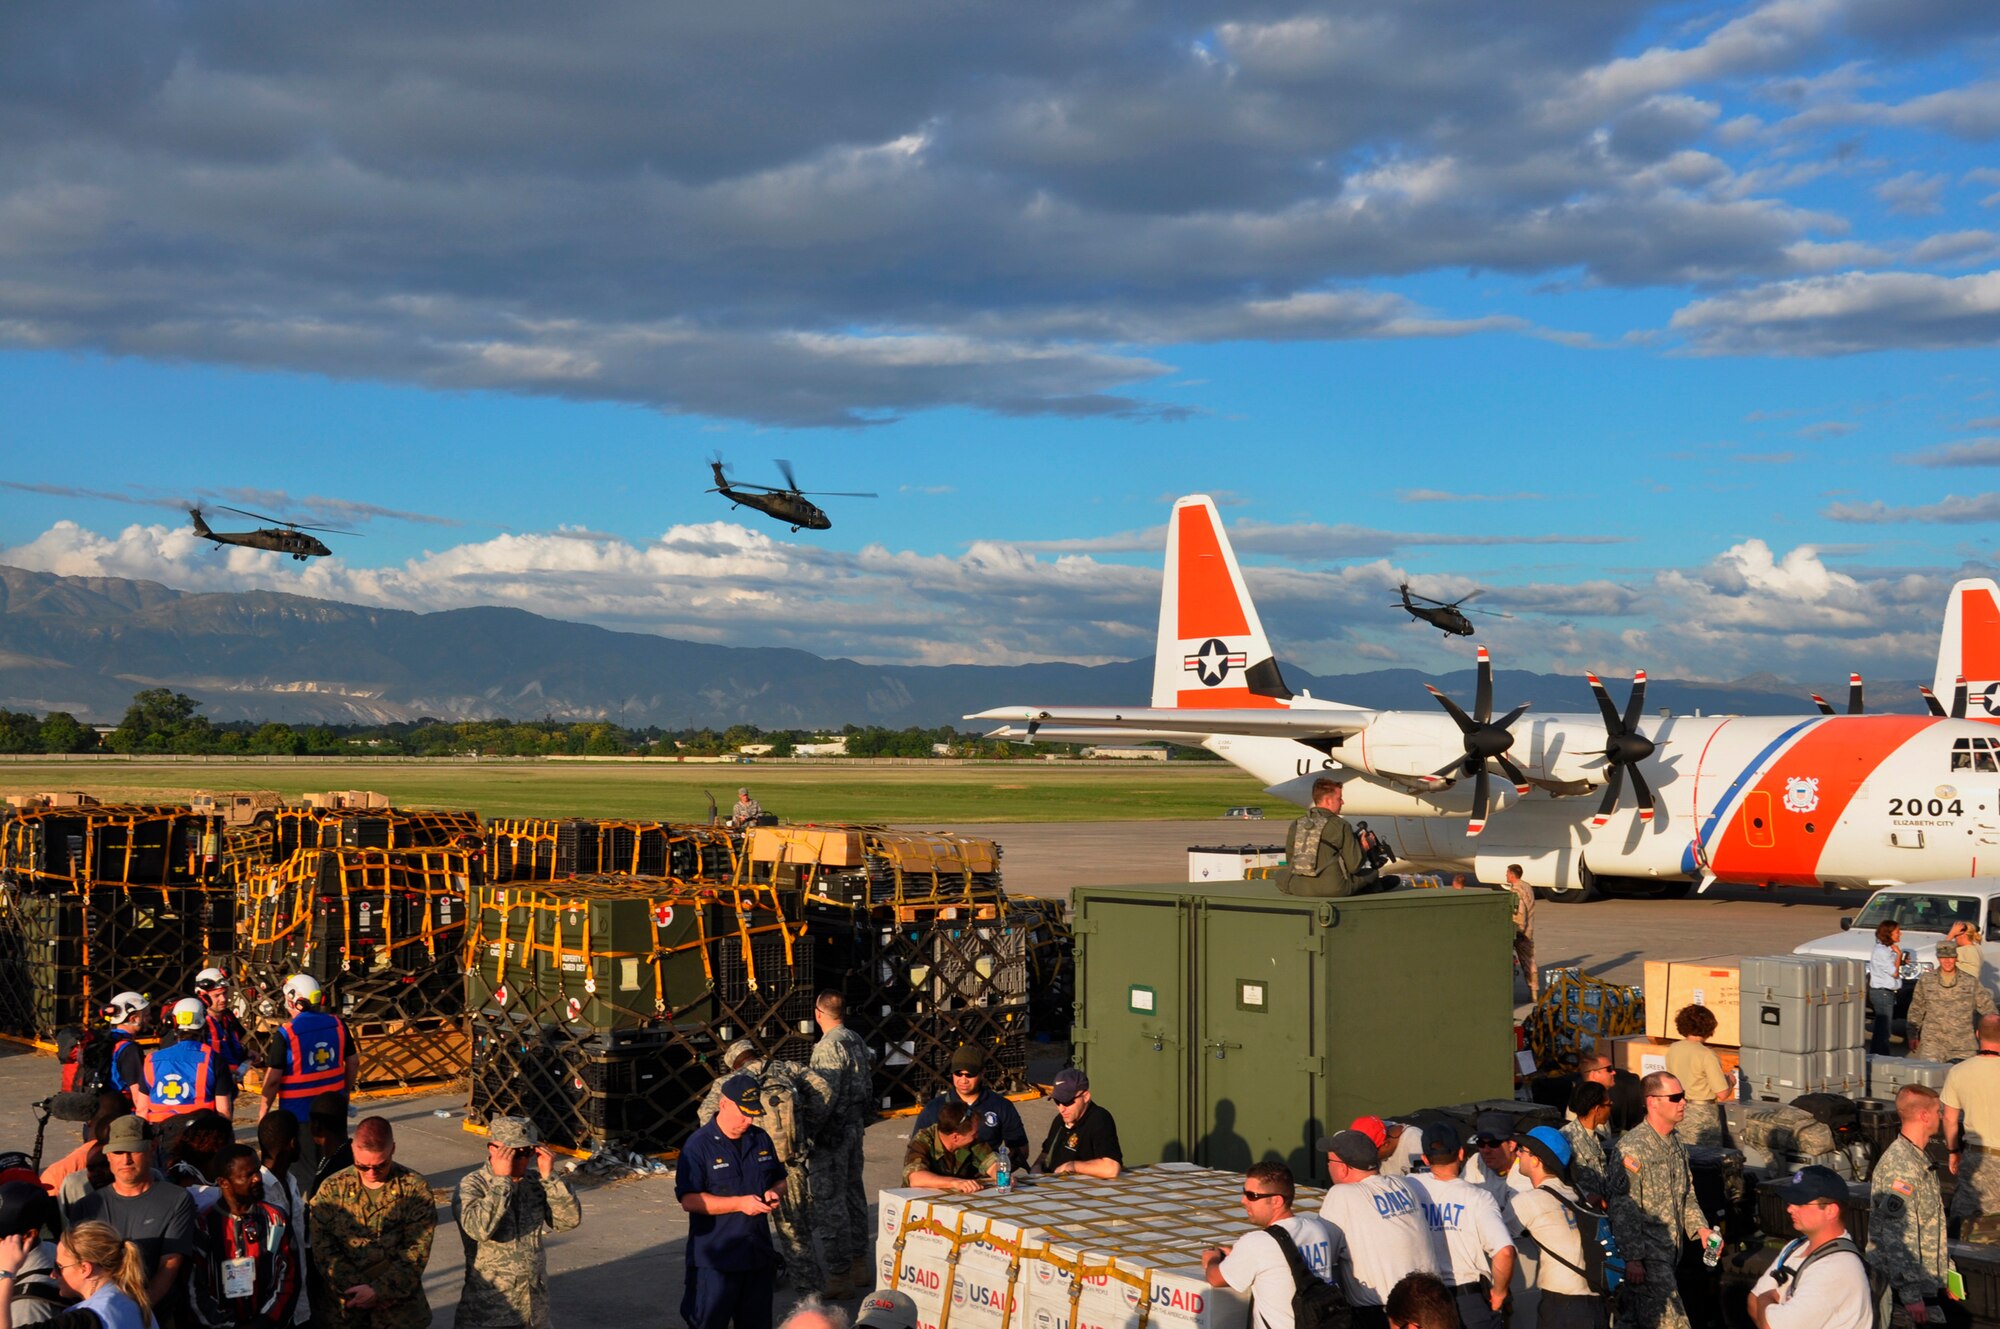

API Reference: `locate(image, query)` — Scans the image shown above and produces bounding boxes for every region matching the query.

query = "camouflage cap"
[488,1116,541,1149]
[1940,939,1961,958]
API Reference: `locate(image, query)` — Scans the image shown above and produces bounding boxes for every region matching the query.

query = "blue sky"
[2,1,1998,688]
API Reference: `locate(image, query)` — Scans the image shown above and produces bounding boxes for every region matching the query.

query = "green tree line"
[0,689,1213,760]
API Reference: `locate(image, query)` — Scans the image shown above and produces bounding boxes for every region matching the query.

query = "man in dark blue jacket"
[677,1076,786,1329]
[911,1047,1028,1161]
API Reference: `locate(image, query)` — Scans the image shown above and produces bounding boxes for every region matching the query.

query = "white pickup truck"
[1793,879,2000,1006]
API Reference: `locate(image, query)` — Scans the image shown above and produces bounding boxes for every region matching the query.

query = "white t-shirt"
[1750,1239,1873,1329]
[1462,1155,1531,1231]
[1379,1134,1422,1178]
[1218,1214,1340,1329]
[260,1163,312,1325]
[1405,1174,1513,1286]
[1512,1182,1592,1297]
[1318,1174,1439,1306]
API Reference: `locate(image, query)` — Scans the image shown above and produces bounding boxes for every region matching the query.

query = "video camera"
[1353,821,1396,873]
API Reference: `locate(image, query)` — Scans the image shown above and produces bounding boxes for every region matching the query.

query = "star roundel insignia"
[1183,637,1247,687]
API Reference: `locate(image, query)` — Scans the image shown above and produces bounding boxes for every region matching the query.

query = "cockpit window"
[1952,737,1998,773]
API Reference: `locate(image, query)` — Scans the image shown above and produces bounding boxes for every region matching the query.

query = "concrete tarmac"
[0,820,1884,1327]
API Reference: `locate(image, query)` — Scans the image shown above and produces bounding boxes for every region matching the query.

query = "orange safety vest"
[139,1043,216,1121]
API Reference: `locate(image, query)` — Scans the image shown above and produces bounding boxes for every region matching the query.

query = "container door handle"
[1204,1038,1243,1060]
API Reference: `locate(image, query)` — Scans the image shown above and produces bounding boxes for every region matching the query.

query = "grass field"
[0,758,1282,823]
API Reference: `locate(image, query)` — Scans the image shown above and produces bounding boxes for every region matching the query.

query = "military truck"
[189,789,286,828]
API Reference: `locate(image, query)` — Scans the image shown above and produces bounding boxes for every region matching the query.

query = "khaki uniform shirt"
[1943,1054,2000,1148]
[309,1164,437,1329]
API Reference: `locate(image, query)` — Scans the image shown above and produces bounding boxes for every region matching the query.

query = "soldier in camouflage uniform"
[453,1117,583,1329]
[308,1117,436,1329]
[1869,1086,1953,1328]
[1908,940,1996,1064]
[697,1040,833,1293]
[902,1100,997,1192]
[1608,1073,1714,1329]
[809,991,875,1297]
[1272,778,1380,898]
[1560,1080,1627,1205]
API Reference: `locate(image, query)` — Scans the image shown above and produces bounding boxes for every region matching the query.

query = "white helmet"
[282,975,323,1006]
[105,992,150,1022]
[171,997,206,1033]
[194,967,229,991]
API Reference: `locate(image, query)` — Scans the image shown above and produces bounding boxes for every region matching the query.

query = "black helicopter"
[188,506,355,560]
[707,458,876,532]
[1394,583,1513,637]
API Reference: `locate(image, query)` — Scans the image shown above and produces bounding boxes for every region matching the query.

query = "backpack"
[1531,1185,1625,1296]
[68,1028,122,1098]
[1262,1222,1351,1329]
[1768,1236,1884,1328]
[1791,1094,1862,1145]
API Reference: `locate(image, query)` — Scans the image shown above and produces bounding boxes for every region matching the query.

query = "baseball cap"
[1772,1164,1848,1206]
[0,1152,37,1190]
[1517,1126,1573,1176]
[0,1182,55,1239]
[105,1116,152,1154]
[721,1074,765,1118]
[1350,1115,1388,1149]
[1470,1111,1517,1147]
[1050,1068,1088,1106]
[949,1045,988,1075]
[724,1039,759,1067]
[1939,939,1961,958]
[1321,1129,1381,1171]
[1421,1122,1463,1161]
[194,967,229,990]
[488,1117,541,1150]
[737,787,750,797]
[855,1290,920,1329]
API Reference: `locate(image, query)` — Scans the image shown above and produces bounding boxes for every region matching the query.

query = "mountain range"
[0,564,1896,728]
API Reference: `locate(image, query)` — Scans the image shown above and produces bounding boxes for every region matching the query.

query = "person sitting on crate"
[727,789,764,831]
[1272,778,1387,899]
[900,1101,997,1194]
[257,978,357,1130]
[910,1046,1029,1163]
[140,1001,235,1126]
[1032,1069,1122,1179]
[695,1042,833,1297]
[191,970,254,1081]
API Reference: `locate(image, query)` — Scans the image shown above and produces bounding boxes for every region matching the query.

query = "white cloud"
[1825,493,2000,523]
[1900,437,2000,467]
[1670,269,2000,355]
[1874,171,1947,216]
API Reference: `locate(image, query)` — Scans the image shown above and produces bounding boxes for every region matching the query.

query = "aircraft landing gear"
[1534,863,1598,903]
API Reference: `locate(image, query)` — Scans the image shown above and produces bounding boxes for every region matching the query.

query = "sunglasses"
[951,1069,981,1079]
[1242,1190,1280,1202]
[354,1160,394,1173]
[1649,1092,1687,1103]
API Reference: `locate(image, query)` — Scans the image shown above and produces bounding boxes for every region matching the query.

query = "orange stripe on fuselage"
[1707,715,1934,886]
[1176,503,1250,641]
[1172,686,1287,710]
[1963,588,2000,682]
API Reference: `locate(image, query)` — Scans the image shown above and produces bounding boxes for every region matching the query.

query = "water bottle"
[995,1144,1012,1190]
[1702,1232,1723,1268]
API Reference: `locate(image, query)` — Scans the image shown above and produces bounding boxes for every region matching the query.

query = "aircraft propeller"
[1585,671,1656,827]
[1920,676,1969,718]
[1811,674,1864,716]
[1425,646,1530,837]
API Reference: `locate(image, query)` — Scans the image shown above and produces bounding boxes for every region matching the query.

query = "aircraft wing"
[965,705,1376,741]
[978,725,1213,745]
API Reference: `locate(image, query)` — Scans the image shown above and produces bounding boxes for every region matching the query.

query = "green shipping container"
[1072,882,1514,1183]
[535,893,717,1028]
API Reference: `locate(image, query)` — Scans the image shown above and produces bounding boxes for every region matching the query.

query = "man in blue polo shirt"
[911,1046,1029,1160]
[677,1074,787,1329]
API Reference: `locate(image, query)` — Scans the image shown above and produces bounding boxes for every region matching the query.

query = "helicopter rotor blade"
[793,490,879,498]
[212,504,293,526]
[1455,589,1486,606]
[775,459,800,492]
[1464,607,1515,619]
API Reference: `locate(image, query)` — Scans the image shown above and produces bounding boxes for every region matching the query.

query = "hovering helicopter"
[707,458,876,532]
[188,506,356,561]
[1394,583,1513,637]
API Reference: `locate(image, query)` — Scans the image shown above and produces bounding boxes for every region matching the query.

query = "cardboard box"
[1644,955,1741,1044]
[1612,1033,1741,1099]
